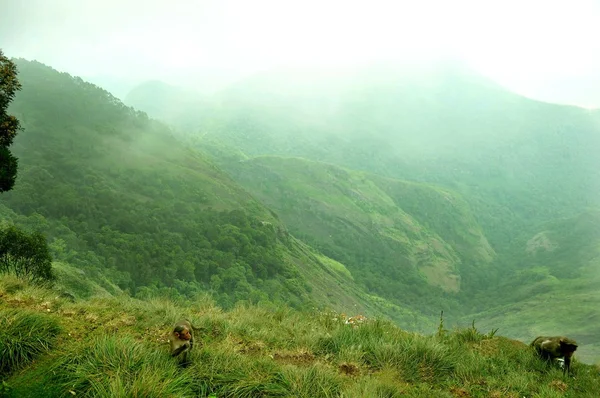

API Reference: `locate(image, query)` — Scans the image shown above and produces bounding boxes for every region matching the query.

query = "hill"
[1,59,418,324]
[1,273,599,397]
[226,155,495,314]
[123,62,600,363]
[126,62,600,251]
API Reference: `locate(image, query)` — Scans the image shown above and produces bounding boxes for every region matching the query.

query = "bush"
[0,225,54,282]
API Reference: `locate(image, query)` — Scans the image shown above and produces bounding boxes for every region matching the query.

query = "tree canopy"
[0,224,54,282]
[0,49,21,192]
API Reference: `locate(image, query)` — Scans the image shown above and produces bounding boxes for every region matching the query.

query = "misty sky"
[2,0,600,107]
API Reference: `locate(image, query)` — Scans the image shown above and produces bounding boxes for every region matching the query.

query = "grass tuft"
[0,309,62,376]
[49,335,193,397]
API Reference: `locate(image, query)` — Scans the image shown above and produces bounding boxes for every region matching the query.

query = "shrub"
[0,225,54,282]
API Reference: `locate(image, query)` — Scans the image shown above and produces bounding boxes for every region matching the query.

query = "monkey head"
[174,326,192,341]
[559,338,578,357]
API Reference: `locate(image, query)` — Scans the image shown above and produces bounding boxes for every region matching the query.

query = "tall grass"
[317,318,457,383]
[2,275,600,397]
[190,345,289,397]
[0,309,62,376]
[49,335,193,398]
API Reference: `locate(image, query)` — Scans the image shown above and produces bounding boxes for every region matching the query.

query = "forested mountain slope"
[126,63,600,250]
[227,156,495,314]
[1,59,421,323]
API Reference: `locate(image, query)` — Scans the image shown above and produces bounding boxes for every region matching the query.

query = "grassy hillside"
[226,156,495,314]
[1,59,411,321]
[2,273,599,398]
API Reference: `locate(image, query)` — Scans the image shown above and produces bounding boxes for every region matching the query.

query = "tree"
[0,49,22,192]
[0,225,55,282]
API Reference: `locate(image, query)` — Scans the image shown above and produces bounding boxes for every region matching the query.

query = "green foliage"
[0,49,22,193]
[0,308,62,376]
[136,66,600,252]
[0,224,54,282]
[225,156,493,314]
[437,311,448,339]
[131,65,600,357]
[2,59,324,310]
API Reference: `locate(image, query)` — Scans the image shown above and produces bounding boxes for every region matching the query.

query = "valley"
[2,58,600,366]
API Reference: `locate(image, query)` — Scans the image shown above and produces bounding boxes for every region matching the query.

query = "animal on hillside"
[530,336,578,375]
[169,319,197,366]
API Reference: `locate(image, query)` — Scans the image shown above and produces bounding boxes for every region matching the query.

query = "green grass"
[315,253,353,281]
[1,274,599,397]
[0,308,62,376]
[49,335,192,398]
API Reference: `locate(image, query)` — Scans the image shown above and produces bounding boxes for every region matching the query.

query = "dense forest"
[2,60,318,309]
[127,64,600,250]
[2,59,445,331]
[228,156,496,307]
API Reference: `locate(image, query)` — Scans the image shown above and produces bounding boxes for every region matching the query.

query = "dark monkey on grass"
[531,336,578,375]
[169,319,196,366]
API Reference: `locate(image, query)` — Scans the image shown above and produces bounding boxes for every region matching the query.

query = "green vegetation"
[1,274,599,397]
[133,64,600,251]
[227,156,495,314]
[0,49,22,193]
[0,307,62,376]
[125,64,600,363]
[464,210,600,364]
[0,224,54,282]
[2,59,358,312]
[2,59,435,329]
[3,56,600,394]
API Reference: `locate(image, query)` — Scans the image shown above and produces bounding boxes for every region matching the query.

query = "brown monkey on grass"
[531,336,578,375]
[169,319,196,366]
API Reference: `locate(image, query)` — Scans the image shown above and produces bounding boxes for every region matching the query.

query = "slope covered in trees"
[126,62,600,251]
[227,155,495,314]
[1,59,416,322]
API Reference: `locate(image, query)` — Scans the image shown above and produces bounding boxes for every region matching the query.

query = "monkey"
[169,319,196,366]
[530,336,578,375]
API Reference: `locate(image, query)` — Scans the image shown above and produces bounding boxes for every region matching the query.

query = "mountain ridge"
[3,59,424,325]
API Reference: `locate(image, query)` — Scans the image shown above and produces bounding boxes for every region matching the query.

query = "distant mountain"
[84,75,141,100]
[130,62,600,252]
[3,59,429,326]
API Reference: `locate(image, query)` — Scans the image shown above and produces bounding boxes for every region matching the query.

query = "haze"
[2,0,600,107]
